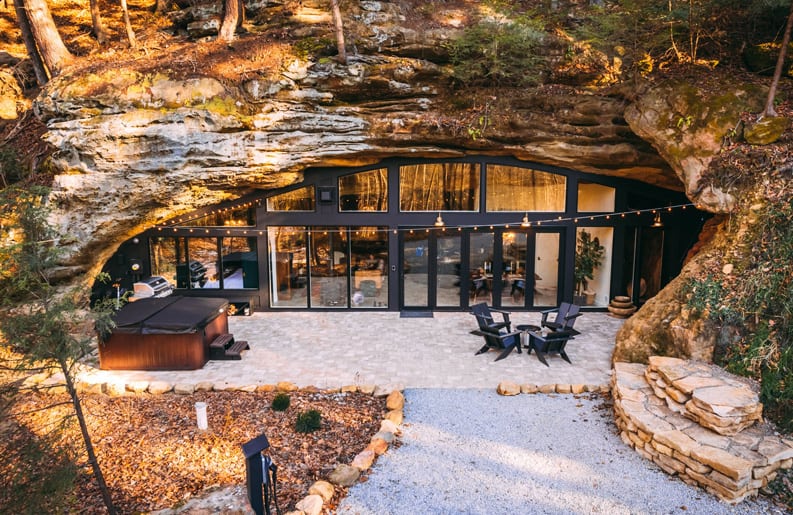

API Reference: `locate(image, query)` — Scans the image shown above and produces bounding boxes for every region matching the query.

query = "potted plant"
[574,229,605,305]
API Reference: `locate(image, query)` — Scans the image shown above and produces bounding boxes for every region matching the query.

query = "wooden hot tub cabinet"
[99,297,229,370]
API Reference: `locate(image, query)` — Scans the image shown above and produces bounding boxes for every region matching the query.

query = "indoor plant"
[574,229,605,305]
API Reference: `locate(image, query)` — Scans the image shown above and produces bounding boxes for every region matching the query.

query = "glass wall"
[150,236,257,290]
[403,231,429,306]
[501,231,528,307]
[268,227,308,307]
[533,232,560,307]
[267,186,315,212]
[577,181,615,212]
[310,228,348,308]
[399,163,479,211]
[350,227,388,308]
[486,165,566,212]
[575,226,613,307]
[339,169,388,212]
[183,206,256,227]
[436,234,462,307]
[468,231,495,304]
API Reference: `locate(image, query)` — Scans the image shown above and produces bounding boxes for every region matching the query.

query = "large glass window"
[220,237,258,289]
[310,228,348,308]
[350,227,388,308]
[436,234,462,307]
[486,165,566,212]
[339,169,388,212]
[190,237,221,289]
[502,231,528,308]
[182,206,256,227]
[399,163,479,211]
[575,227,613,307]
[268,227,308,307]
[150,236,187,287]
[468,231,495,305]
[267,186,315,212]
[577,181,615,212]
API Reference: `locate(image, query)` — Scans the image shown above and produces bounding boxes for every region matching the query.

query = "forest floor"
[0,371,386,513]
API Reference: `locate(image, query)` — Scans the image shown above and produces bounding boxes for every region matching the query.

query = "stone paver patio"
[76,311,624,390]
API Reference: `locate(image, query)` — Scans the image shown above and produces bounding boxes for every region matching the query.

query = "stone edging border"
[22,372,404,515]
[496,381,610,396]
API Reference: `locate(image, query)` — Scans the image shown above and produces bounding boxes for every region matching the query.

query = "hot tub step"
[209,334,249,360]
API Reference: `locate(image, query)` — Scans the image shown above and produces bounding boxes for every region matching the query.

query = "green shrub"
[446,19,547,88]
[271,392,290,412]
[294,409,322,433]
[684,201,793,431]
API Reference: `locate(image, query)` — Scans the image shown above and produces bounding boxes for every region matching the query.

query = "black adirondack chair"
[469,303,522,361]
[527,304,583,366]
[540,302,582,332]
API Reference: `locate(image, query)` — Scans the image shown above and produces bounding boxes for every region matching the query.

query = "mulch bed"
[0,389,386,513]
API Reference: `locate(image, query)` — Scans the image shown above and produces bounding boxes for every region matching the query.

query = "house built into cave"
[94,156,705,313]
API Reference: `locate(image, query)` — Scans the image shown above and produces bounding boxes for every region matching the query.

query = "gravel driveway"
[335,389,785,515]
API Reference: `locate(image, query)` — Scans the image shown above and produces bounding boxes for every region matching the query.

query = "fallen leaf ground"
[0,387,385,513]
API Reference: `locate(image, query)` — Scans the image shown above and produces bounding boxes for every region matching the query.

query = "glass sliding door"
[533,232,561,307]
[435,234,462,307]
[468,231,495,305]
[350,227,388,308]
[310,228,348,308]
[402,231,429,307]
[501,231,528,307]
[268,227,308,308]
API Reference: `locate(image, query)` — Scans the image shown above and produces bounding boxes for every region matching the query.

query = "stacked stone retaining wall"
[612,360,793,503]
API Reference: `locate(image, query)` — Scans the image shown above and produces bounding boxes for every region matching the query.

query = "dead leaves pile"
[1,389,385,513]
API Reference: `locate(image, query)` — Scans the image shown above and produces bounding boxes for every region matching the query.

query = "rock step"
[612,361,793,504]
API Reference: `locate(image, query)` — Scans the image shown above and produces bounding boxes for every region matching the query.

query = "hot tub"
[99,296,229,370]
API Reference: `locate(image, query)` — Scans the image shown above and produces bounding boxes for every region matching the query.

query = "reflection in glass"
[577,181,615,212]
[339,169,388,212]
[268,227,308,308]
[502,231,528,307]
[149,236,187,288]
[267,186,315,211]
[350,227,388,309]
[403,232,429,306]
[486,164,566,212]
[399,162,479,211]
[182,206,255,227]
[533,232,559,307]
[187,238,220,289]
[221,237,258,289]
[435,235,461,307]
[468,232,494,304]
[310,228,348,308]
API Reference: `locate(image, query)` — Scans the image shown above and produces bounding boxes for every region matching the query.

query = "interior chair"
[526,309,582,366]
[469,303,522,361]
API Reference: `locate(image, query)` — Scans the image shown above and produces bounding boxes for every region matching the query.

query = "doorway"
[399,228,563,310]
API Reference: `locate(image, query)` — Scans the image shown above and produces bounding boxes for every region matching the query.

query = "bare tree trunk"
[12,0,48,85]
[763,2,793,118]
[89,0,109,44]
[330,0,346,64]
[120,0,137,48]
[218,0,240,42]
[60,357,118,515]
[20,0,73,77]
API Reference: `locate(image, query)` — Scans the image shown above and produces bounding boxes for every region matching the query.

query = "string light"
[155,203,697,236]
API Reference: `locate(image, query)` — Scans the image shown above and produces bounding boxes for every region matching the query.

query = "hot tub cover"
[112,296,229,334]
